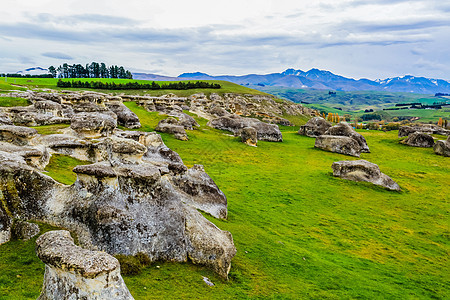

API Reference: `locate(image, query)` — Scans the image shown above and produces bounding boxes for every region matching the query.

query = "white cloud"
[0,0,449,80]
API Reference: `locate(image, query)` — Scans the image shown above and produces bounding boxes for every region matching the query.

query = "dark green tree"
[48,66,57,78]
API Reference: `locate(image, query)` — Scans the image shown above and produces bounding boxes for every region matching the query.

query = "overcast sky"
[1,0,449,80]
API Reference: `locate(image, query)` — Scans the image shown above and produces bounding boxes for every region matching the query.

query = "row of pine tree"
[48,62,132,79]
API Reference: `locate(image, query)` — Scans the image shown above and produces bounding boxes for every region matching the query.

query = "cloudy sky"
[1,0,449,80]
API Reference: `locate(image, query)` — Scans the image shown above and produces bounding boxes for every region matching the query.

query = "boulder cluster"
[399,125,450,156]
[36,230,134,300]
[1,91,140,129]
[0,92,237,281]
[298,118,370,157]
[132,92,316,146]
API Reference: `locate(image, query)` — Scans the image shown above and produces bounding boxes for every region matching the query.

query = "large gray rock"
[11,220,40,240]
[0,110,12,125]
[155,117,188,141]
[433,136,450,157]
[36,230,134,300]
[208,115,282,142]
[324,122,370,153]
[171,164,228,219]
[315,135,361,157]
[106,101,141,129]
[0,132,236,278]
[70,112,117,138]
[332,160,401,191]
[239,127,258,147]
[399,125,450,138]
[298,117,332,137]
[401,132,435,147]
[0,125,38,145]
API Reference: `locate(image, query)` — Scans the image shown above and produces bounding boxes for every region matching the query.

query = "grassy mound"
[0,106,448,299]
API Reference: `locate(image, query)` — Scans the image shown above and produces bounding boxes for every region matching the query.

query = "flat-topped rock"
[332,160,401,191]
[315,135,361,157]
[433,136,450,157]
[36,230,133,300]
[73,163,117,178]
[401,132,435,147]
[70,112,117,138]
[172,164,228,219]
[208,115,282,142]
[399,124,449,137]
[0,125,38,145]
[0,110,12,125]
[155,117,188,141]
[298,117,332,137]
[106,101,141,129]
[324,122,370,153]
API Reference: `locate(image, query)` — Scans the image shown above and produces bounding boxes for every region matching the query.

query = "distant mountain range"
[134,68,450,94]
[16,67,48,76]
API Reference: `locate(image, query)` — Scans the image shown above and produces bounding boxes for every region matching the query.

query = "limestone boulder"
[324,122,370,153]
[208,115,282,142]
[155,117,188,141]
[399,125,450,137]
[173,112,199,130]
[433,136,450,157]
[36,230,134,300]
[0,137,236,278]
[0,125,38,145]
[401,132,434,147]
[298,117,332,137]
[70,112,117,138]
[0,141,49,169]
[11,220,40,240]
[0,110,12,125]
[172,165,228,219]
[239,126,258,147]
[332,160,401,191]
[398,125,418,138]
[315,135,361,157]
[106,101,141,129]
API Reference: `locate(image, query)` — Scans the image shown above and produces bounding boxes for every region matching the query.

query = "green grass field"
[0,97,29,107]
[0,105,448,299]
[0,77,268,97]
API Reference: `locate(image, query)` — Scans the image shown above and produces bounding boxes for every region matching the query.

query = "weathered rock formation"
[324,122,370,153]
[70,112,117,139]
[315,135,361,157]
[155,117,189,141]
[298,117,332,137]
[133,92,313,126]
[0,109,12,125]
[2,91,140,130]
[208,115,282,142]
[332,160,401,191]
[239,127,258,147]
[0,123,236,278]
[399,124,450,138]
[433,136,450,157]
[36,230,134,300]
[0,125,38,145]
[11,220,40,240]
[401,132,435,148]
[105,101,141,129]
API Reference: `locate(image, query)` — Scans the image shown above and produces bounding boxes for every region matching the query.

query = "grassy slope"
[0,77,268,97]
[0,97,29,107]
[0,104,448,299]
